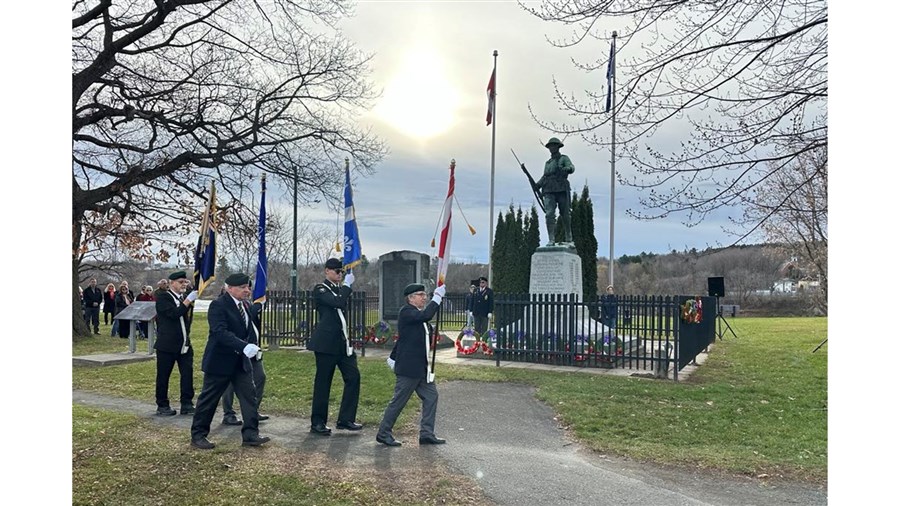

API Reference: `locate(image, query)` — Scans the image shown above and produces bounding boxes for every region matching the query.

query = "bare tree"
[525,0,826,233]
[738,144,827,312]
[72,0,386,336]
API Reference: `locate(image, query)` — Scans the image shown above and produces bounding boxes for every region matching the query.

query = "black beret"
[168,271,187,281]
[403,283,425,296]
[225,273,250,286]
[325,258,343,270]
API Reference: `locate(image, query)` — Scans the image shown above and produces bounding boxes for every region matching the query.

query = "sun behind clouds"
[374,48,460,140]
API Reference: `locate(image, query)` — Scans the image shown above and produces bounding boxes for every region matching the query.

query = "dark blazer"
[471,287,494,317]
[308,280,353,355]
[393,301,439,379]
[202,293,258,376]
[154,290,193,354]
[83,285,103,308]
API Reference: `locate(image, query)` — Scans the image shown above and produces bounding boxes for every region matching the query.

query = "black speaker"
[707,277,725,298]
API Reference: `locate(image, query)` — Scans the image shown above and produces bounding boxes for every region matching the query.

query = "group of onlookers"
[81,276,182,339]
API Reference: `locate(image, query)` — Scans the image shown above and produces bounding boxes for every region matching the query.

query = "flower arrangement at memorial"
[371,320,393,345]
[571,334,591,362]
[480,328,497,356]
[681,296,703,324]
[455,326,480,355]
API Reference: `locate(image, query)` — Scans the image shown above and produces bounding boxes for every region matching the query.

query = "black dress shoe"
[258,414,270,421]
[418,435,447,445]
[336,421,363,431]
[180,405,195,415]
[222,416,243,426]
[156,406,177,416]
[242,435,271,447]
[191,437,215,450]
[310,424,332,435]
[376,434,402,447]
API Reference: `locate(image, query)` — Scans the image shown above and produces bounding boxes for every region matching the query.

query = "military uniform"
[308,274,360,432]
[536,137,575,243]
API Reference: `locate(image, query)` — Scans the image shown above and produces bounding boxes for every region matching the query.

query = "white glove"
[386,357,396,371]
[343,271,355,287]
[434,285,446,297]
[243,343,260,358]
[185,290,199,302]
[488,313,493,320]
[466,310,472,316]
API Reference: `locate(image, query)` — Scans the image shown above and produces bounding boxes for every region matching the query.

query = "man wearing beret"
[521,137,575,245]
[375,282,447,447]
[307,258,363,435]
[153,271,199,416]
[190,273,270,449]
[220,285,268,427]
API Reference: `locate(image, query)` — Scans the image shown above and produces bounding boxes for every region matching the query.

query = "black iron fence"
[261,290,715,380]
[261,290,378,353]
[482,294,716,380]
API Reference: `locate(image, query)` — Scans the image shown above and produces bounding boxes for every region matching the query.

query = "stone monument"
[378,250,431,323]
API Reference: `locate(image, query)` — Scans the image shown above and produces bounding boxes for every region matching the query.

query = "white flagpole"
[609,32,617,288]
[488,50,498,287]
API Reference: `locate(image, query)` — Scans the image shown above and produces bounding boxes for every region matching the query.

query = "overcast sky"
[270,0,743,264]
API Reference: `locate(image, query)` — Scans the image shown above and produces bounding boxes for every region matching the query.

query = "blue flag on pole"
[342,162,362,270]
[605,37,616,113]
[193,182,217,296]
[252,176,268,304]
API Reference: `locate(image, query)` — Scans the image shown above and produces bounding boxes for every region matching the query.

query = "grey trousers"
[378,374,439,439]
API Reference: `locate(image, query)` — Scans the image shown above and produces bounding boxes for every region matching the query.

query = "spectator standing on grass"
[102,282,116,328]
[114,281,135,339]
[83,278,102,335]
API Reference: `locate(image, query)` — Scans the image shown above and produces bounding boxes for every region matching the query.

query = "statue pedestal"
[529,245,583,301]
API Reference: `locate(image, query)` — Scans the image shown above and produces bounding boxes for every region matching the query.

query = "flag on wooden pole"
[193,181,217,297]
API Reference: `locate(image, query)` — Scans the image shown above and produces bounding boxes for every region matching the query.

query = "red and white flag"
[435,160,455,287]
[486,69,496,126]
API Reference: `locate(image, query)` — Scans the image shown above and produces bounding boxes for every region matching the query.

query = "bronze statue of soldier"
[520,137,574,245]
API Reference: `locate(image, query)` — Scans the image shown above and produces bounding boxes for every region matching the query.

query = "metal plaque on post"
[113,301,158,354]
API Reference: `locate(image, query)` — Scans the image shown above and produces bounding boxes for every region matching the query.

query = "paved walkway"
[73,345,826,505]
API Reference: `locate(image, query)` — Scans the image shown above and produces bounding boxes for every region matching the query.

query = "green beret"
[225,273,250,286]
[168,271,187,281]
[403,283,425,296]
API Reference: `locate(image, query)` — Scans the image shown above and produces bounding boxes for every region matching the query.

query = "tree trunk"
[73,216,91,340]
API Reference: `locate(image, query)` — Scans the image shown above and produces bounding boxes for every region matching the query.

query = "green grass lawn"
[73,316,826,503]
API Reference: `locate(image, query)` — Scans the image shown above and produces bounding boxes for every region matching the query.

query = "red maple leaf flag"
[486,69,496,126]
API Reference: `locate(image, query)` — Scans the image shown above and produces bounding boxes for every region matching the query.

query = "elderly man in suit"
[307,258,363,435]
[189,273,270,449]
[153,271,199,416]
[220,293,268,426]
[375,283,447,447]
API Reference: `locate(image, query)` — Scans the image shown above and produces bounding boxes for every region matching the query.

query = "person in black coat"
[307,258,362,435]
[189,273,270,450]
[471,276,494,335]
[102,283,117,327]
[114,282,135,338]
[220,297,268,426]
[82,278,103,334]
[375,283,447,447]
[153,271,199,416]
[600,285,618,329]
